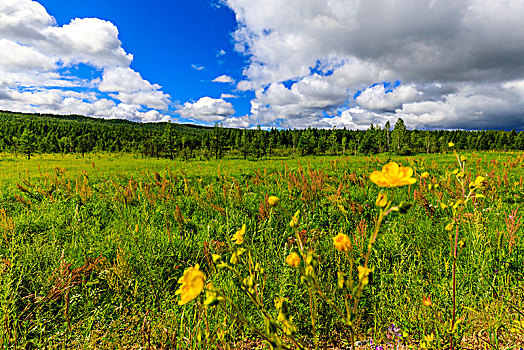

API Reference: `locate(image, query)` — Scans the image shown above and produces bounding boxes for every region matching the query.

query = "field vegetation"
[1,147,523,349]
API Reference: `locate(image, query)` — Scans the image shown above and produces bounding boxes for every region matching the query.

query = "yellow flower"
[369,162,417,188]
[285,252,301,268]
[448,141,454,148]
[375,192,388,208]
[333,232,351,252]
[422,295,432,307]
[357,265,372,286]
[474,176,485,188]
[268,196,280,207]
[460,155,467,162]
[289,210,300,228]
[424,333,434,343]
[445,222,454,231]
[232,224,246,245]
[420,172,429,179]
[176,264,206,305]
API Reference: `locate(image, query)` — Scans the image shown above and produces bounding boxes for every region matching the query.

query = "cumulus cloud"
[225,0,524,129]
[356,84,421,112]
[212,75,236,83]
[0,0,170,122]
[178,97,235,123]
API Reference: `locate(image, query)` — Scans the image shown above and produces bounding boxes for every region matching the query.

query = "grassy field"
[1,151,523,349]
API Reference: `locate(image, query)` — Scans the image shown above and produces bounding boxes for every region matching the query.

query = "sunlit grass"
[0,150,523,349]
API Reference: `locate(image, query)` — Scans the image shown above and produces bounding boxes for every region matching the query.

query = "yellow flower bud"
[289,210,300,228]
[448,142,454,148]
[445,222,454,231]
[357,265,372,286]
[420,172,430,179]
[268,196,280,207]
[375,192,388,208]
[285,252,301,268]
[232,224,246,245]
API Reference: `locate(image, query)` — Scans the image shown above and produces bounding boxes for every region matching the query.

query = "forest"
[1,110,524,160]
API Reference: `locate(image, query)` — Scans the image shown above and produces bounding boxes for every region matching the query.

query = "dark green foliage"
[1,111,524,162]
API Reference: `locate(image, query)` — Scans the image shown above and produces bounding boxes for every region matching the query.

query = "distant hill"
[0,110,211,134]
[0,110,213,157]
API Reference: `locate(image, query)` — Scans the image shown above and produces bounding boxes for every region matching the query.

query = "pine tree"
[18,128,36,159]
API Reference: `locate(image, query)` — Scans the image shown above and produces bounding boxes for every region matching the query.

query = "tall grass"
[0,151,523,348]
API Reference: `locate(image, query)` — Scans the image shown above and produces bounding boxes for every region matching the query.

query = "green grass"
[0,151,523,349]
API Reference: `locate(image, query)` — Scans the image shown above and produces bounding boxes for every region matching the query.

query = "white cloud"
[226,0,524,129]
[191,64,206,71]
[0,0,170,123]
[222,116,251,128]
[178,97,235,122]
[356,84,420,111]
[220,93,238,99]
[0,39,56,72]
[212,75,236,83]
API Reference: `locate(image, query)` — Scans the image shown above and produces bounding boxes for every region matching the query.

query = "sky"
[1,0,524,130]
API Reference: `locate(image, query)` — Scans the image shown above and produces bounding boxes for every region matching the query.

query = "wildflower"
[357,265,372,286]
[420,172,429,179]
[474,175,485,188]
[424,333,434,342]
[460,155,467,162]
[369,162,417,188]
[445,222,454,231]
[422,295,432,307]
[452,199,463,209]
[333,232,351,252]
[230,248,245,265]
[176,264,206,305]
[285,252,301,268]
[232,224,246,245]
[376,192,388,207]
[448,141,454,148]
[268,195,280,207]
[289,210,300,228]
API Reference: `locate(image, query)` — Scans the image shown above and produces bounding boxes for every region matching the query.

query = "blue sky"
[40,0,253,119]
[1,0,524,130]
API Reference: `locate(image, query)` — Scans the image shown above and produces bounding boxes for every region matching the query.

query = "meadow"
[0,150,523,349]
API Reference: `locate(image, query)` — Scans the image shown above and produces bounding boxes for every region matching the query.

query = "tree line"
[1,110,523,160]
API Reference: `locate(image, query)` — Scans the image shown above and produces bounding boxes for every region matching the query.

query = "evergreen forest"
[2,110,524,160]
